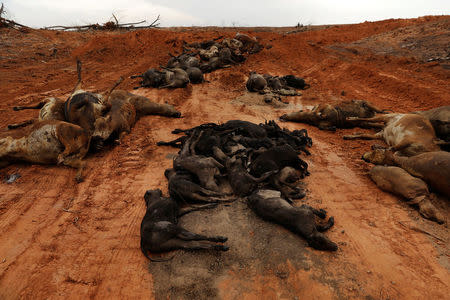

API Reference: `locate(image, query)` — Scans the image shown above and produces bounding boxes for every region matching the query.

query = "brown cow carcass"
[0,120,90,182]
[92,90,181,146]
[281,100,387,131]
[369,165,444,223]
[344,113,442,156]
[363,149,450,199]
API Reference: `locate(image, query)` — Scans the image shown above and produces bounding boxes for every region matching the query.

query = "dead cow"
[281,75,310,90]
[248,189,338,251]
[225,156,274,197]
[363,149,450,198]
[186,67,205,84]
[199,45,219,61]
[369,166,444,223]
[131,68,165,89]
[414,106,450,144]
[165,169,234,204]
[344,113,443,156]
[92,90,181,145]
[249,144,309,178]
[159,67,190,89]
[281,100,387,131]
[173,130,224,192]
[199,56,231,73]
[0,120,90,182]
[235,33,263,54]
[166,52,200,70]
[11,60,116,134]
[270,166,306,201]
[246,72,267,93]
[140,189,228,260]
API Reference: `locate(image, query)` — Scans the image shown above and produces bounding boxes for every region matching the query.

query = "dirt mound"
[0,16,449,299]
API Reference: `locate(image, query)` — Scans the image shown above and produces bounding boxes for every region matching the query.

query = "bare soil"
[0,16,449,299]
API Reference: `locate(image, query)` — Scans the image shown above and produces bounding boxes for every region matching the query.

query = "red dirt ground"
[0,16,449,299]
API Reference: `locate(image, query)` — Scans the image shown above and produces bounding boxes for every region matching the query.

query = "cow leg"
[70,59,83,94]
[56,125,89,182]
[195,185,227,197]
[177,228,227,243]
[171,123,218,134]
[7,120,35,130]
[178,203,218,217]
[300,205,327,219]
[57,132,86,161]
[412,197,444,224]
[60,157,86,182]
[315,216,335,232]
[158,239,229,251]
[307,232,338,251]
[157,136,186,148]
[212,146,228,164]
[346,114,391,124]
[13,100,47,111]
[159,82,175,89]
[197,170,220,192]
[318,123,337,131]
[363,102,388,114]
[389,140,412,152]
[190,192,234,203]
[355,121,385,129]
[343,131,383,140]
[140,101,181,118]
[103,77,124,103]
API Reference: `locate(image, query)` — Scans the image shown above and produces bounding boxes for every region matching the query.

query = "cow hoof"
[218,245,229,251]
[279,114,288,121]
[316,209,327,218]
[215,236,228,243]
[75,176,84,183]
[57,155,64,165]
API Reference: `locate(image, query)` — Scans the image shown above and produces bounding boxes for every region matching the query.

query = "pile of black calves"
[140,120,337,261]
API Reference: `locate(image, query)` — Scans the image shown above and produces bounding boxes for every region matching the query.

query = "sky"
[2,0,450,28]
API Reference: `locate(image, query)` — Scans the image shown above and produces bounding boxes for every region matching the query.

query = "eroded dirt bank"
[0,16,449,299]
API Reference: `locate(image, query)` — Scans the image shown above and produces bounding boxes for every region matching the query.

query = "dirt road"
[0,16,449,299]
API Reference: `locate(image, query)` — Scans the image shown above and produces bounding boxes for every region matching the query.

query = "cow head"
[362,149,396,165]
[65,92,103,135]
[144,189,163,207]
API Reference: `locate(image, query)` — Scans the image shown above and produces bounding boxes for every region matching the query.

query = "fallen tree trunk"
[0,3,30,31]
[43,14,160,31]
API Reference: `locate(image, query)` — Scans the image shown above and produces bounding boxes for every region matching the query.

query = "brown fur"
[159,68,190,89]
[0,120,90,182]
[235,33,263,54]
[9,97,66,129]
[281,100,386,130]
[414,106,450,142]
[92,90,181,143]
[344,113,441,156]
[369,166,443,223]
[363,150,450,199]
[221,38,243,51]
[199,45,219,61]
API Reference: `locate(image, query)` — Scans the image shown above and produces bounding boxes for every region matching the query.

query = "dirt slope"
[0,16,449,299]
